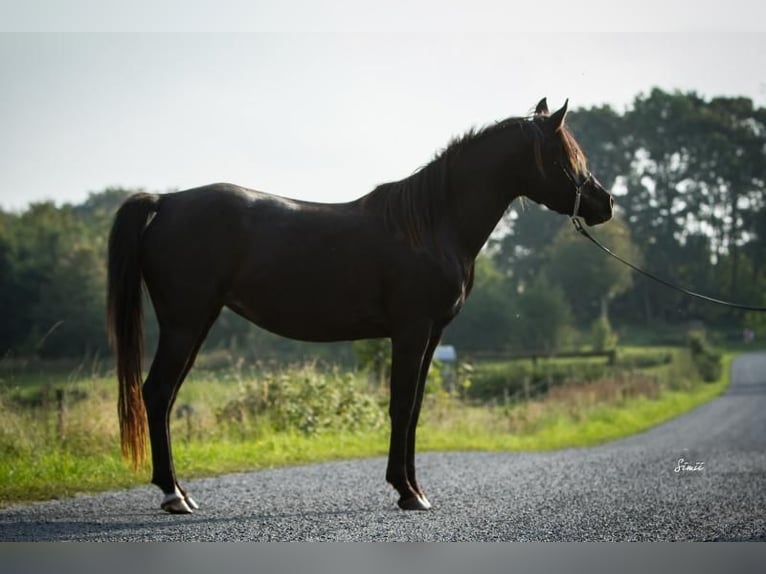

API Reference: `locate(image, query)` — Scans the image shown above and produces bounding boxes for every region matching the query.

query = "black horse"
[107,98,613,514]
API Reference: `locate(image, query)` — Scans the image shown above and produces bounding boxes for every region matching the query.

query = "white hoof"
[161,490,193,514]
[184,494,199,510]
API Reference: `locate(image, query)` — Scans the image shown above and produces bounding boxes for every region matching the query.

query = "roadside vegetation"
[0,337,733,506]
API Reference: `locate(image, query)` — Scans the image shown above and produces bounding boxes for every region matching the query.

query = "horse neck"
[445,130,531,262]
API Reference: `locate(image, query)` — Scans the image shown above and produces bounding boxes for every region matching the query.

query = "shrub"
[352,339,391,388]
[467,359,611,403]
[424,359,445,395]
[686,331,722,382]
[614,349,673,369]
[467,361,531,402]
[217,365,386,436]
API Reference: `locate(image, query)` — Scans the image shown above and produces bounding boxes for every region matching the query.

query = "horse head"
[526,98,613,227]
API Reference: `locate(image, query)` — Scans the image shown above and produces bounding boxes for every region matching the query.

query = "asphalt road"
[2,352,765,541]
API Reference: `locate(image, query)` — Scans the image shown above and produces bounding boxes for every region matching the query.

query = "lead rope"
[570,217,766,312]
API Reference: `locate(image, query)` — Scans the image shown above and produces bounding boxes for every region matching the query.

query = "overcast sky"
[1,2,766,210]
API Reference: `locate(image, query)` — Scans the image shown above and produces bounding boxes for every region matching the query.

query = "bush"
[217,365,386,435]
[686,331,722,382]
[614,349,673,369]
[467,359,611,402]
[352,339,391,388]
[467,362,532,401]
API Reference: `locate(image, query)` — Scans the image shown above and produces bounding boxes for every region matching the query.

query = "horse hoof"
[417,494,432,510]
[184,494,199,510]
[398,494,431,511]
[161,495,193,514]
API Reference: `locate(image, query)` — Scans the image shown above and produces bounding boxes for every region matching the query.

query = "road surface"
[1,352,765,541]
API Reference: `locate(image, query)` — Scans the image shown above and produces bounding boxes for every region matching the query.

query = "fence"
[467,349,617,366]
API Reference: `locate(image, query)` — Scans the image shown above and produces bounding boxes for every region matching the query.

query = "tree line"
[1,89,764,360]
[448,89,765,352]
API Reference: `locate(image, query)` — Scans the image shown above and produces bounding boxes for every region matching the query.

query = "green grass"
[0,432,394,504]
[421,353,732,451]
[423,374,728,451]
[0,351,734,507]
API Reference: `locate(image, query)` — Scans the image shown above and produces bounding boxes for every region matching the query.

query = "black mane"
[362,116,543,250]
[363,152,449,251]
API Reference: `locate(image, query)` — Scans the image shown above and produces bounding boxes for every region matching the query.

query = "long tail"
[107,192,160,470]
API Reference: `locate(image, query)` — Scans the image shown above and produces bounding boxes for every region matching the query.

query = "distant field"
[0,346,734,506]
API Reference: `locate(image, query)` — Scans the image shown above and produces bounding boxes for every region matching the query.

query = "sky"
[1,2,766,211]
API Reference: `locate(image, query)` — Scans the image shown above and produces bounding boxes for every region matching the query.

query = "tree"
[30,241,107,357]
[545,217,639,328]
[444,255,516,352]
[512,274,574,352]
[491,201,561,284]
[550,90,765,331]
[1,203,76,354]
[0,213,20,352]
[0,192,138,357]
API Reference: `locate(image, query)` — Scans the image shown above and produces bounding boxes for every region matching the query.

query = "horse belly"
[225,267,388,342]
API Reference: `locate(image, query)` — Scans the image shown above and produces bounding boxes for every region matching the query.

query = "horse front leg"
[405,330,442,509]
[386,323,433,510]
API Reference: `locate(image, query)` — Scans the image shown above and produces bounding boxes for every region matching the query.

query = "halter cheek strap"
[559,163,592,219]
[572,186,583,219]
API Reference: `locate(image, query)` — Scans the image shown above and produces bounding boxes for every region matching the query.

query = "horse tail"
[107,192,160,470]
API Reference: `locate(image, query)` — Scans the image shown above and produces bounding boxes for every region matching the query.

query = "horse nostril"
[609,195,614,210]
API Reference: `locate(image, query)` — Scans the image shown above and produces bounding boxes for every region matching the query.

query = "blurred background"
[1,27,764,359]
[1,1,764,505]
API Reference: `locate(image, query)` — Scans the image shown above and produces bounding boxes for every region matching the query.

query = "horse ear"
[534,97,549,116]
[549,99,569,132]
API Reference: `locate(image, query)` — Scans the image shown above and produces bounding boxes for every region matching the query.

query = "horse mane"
[364,114,586,250]
[364,152,449,251]
[559,124,589,176]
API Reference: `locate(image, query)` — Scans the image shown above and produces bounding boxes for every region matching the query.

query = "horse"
[107,98,613,514]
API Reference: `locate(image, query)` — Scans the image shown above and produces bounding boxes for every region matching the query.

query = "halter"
[557,161,593,219]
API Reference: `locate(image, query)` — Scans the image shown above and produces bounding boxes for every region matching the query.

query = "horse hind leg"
[143,326,209,514]
[163,325,218,513]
